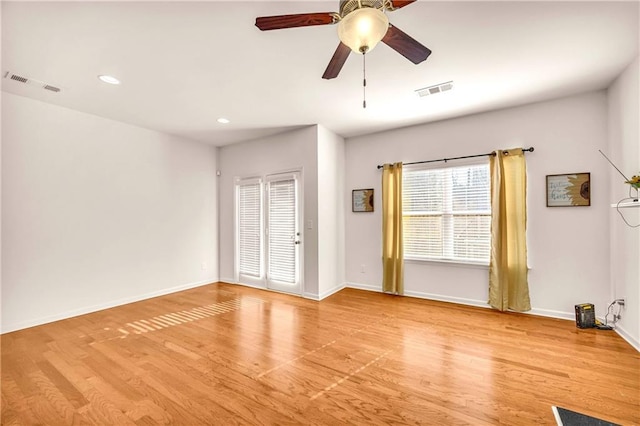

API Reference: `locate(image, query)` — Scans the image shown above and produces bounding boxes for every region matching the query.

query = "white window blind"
[267,178,296,284]
[403,163,491,264]
[237,180,262,277]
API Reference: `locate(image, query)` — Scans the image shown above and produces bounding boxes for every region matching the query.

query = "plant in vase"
[625,174,640,190]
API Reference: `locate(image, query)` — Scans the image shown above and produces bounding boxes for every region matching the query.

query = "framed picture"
[546,173,590,207]
[352,188,374,212]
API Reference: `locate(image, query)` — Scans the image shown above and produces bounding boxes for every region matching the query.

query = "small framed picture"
[352,188,374,212]
[546,173,590,207]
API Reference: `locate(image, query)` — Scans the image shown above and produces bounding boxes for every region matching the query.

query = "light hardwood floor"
[2,283,639,425]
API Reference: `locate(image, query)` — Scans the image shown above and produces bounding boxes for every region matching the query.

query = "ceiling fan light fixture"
[338,7,389,54]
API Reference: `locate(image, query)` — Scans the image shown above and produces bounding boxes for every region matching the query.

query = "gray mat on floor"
[552,406,619,426]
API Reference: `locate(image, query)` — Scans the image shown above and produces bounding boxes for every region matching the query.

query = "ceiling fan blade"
[322,42,351,80]
[388,0,417,10]
[255,13,337,31]
[382,24,432,64]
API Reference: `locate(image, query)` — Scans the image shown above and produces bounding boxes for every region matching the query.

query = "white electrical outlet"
[201,262,207,270]
[360,264,366,273]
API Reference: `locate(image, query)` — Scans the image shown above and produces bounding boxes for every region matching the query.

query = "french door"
[265,172,301,294]
[235,171,302,295]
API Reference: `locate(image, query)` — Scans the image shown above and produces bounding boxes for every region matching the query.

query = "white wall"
[1,93,218,333]
[608,56,640,350]
[345,91,612,320]
[217,126,320,298]
[317,125,346,299]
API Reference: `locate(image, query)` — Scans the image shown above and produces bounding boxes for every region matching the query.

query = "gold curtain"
[489,149,531,312]
[382,162,404,294]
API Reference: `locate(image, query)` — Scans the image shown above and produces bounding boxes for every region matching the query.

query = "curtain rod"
[376,147,534,170]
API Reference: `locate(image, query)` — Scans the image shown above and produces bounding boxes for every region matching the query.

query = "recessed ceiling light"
[217,118,230,124]
[98,75,120,85]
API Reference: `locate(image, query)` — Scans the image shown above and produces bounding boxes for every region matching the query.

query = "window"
[402,162,491,264]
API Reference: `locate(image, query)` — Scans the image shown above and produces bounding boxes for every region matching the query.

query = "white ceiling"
[2,1,638,146]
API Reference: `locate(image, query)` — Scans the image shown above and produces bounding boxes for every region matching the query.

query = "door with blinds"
[235,172,302,295]
[265,172,301,294]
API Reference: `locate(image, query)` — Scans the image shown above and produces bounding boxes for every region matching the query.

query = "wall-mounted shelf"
[611,200,640,208]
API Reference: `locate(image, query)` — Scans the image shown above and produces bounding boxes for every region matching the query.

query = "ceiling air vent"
[416,81,453,98]
[3,71,61,93]
[10,74,28,83]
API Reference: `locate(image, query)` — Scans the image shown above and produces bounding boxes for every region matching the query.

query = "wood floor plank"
[37,359,89,409]
[2,283,638,425]
[1,380,41,425]
[28,368,91,425]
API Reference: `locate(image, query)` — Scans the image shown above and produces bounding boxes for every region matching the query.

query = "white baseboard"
[346,283,578,322]
[347,283,491,309]
[345,281,382,293]
[615,324,640,352]
[1,278,217,334]
[406,290,579,321]
[404,290,492,309]
[302,292,320,300]
[229,281,269,292]
[526,307,574,321]
[226,280,344,302]
[317,284,345,301]
[230,280,311,300]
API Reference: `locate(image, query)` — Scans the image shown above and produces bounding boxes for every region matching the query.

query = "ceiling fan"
[255,0,432,80]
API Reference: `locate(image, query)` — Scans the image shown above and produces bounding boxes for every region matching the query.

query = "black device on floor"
[575,303,596,328]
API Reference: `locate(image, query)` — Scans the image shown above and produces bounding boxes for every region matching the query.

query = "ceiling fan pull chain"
[362,52,367,109]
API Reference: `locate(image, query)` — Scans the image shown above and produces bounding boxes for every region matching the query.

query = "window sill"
[405,257,489,269]
[405,258,533,270]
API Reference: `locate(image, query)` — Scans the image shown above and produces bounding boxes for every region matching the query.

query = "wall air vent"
[3,71,61,93]
[416,81,453,98]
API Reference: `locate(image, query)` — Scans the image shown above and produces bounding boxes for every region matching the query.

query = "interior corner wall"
[217,126,320,298]
[0,92,3,329]
[316,125,346,299]
[345,91,612,320]
[607,56,640,350]
[1,93,218,333]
